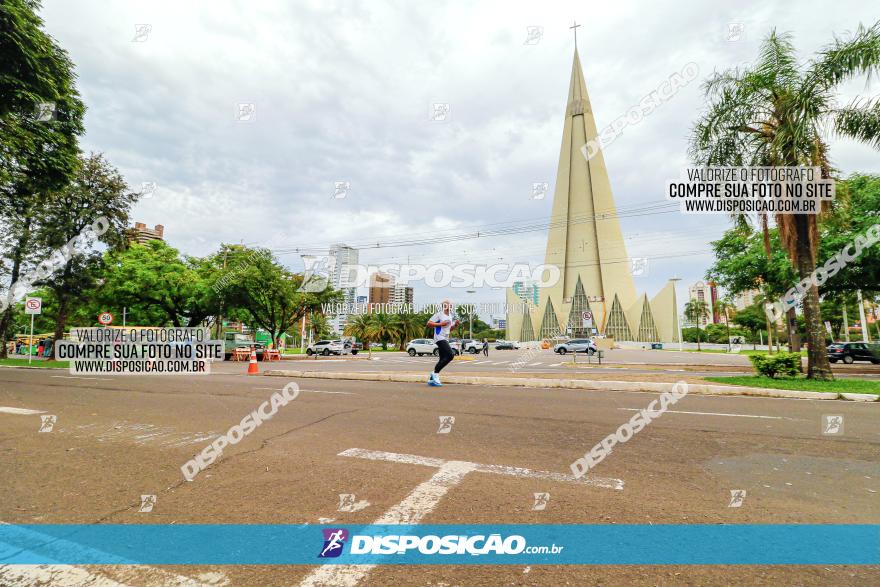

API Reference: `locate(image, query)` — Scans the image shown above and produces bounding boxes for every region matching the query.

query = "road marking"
[0,523,220,586]
[528,362,543,366]
[300,449,622,586]
[0,407,45,415]
[254,387,357,396]
[617,408,788,420]
[50,376,113,381]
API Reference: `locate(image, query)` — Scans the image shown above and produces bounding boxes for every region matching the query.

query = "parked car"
[553,338,598,355]
[223,332,265,360]
[348,341,362,355]
[461,339,482,353]
[306,340,350,356]
[406,339,461,356]
[447,339,463,355]
[827,342,880,364]
[494,340,520,350]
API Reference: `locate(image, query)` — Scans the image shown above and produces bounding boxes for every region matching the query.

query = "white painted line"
[617,408,789,420]
[300,449,622,586]
[0,407,45,415]
[528,362,543,367]
[254,387,357,396]
[550,363,563,367]
[50,376,112,381]
[300,461,475,587]
[337,448,623,490]
[0,523,218,586]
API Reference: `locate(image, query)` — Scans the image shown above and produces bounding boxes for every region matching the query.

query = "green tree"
[366,312,398,350]
[684,299,710,351]
[0,0,85,356]
[32,153,137,340]
[222,247,341,347]
[690,23,880,379]
[344,314,374,358]
[714,298,735,350]
[394,311,427,350]
[95,241,214,327]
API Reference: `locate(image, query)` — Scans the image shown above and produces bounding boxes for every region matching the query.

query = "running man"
[426,299,460,387]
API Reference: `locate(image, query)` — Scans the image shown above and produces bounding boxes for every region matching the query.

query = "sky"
[39,0,880,320]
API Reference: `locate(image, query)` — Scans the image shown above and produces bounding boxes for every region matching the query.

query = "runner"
[426,299,460,387]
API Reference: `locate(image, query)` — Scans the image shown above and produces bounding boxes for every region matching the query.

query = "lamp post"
[465,290,476,339]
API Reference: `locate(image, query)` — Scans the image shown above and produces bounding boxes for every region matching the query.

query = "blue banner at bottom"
[0,524,876,565]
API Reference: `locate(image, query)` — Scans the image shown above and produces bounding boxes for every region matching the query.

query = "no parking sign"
[581,311,593,328]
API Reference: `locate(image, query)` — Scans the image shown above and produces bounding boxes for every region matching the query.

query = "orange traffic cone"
[247,347,259,375]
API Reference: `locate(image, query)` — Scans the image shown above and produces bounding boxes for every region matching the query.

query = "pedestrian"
[37,339,44,357]
[482,338,489,356]
[426,299,460,387]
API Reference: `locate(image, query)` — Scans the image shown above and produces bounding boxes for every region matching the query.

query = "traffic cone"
[247,347,259,375]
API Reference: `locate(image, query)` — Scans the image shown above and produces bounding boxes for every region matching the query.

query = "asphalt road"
[284,348,880,379]
[0,366,878,586]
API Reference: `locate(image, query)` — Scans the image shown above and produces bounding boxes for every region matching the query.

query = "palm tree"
[690,22,880,379]
[394,312,424,350]
[714,299,735,351]
[684,299,710,351]
[344,314,374,358]
[366,312,398,351]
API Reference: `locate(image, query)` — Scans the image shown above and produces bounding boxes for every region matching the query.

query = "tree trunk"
[0,222,31,359]
[54,294,68,344]
[786,307,801,352]
[794,217,832,379]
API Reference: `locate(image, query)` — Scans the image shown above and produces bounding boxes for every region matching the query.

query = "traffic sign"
[25,297,42,315]
[98,312,114,325]
[581,310,593,328]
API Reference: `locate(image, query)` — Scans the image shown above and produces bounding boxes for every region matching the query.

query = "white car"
[406,339,461,356]
[306,340,350,356]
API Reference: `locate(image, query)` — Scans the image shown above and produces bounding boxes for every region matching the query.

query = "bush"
[749,352,802,378]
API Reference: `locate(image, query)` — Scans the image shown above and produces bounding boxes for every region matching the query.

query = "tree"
[690,23,880,379]
[733,302,771,347]
[684,299,710,351]
[344,314,373,358]
[365,312,398,350]
[222,247,340,348]
[32,153,137,340]
[394,311,428,350]
[95,241,215,327]
[714,298,735,350]
[0,0,85,356]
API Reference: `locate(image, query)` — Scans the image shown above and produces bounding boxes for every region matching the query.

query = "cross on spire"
[570,20,581,49]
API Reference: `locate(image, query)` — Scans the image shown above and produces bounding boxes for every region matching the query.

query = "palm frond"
[832,97,880,149]
[804,21,880,91]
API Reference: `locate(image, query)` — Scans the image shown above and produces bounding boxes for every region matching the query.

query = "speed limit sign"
[98,312,114,325]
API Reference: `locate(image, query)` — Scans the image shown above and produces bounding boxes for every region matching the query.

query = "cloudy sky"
[41,0,880,319]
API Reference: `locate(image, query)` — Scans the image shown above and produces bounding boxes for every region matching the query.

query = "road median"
[262,369,841,400]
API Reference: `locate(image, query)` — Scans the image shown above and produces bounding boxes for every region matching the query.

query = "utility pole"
[670,277,683,352]
[857,290,869,343]
[215,248,228,340]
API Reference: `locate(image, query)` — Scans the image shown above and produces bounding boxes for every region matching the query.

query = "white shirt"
[429,310,455,341]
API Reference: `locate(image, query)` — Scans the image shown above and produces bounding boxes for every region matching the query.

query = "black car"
[827,342,880,364]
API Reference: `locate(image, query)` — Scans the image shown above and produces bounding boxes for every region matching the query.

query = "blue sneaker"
[428,379,442,387]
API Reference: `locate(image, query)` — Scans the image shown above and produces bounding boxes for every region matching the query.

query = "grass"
[665,348,807,356]
[0,358,69,369]
[704,375,880,394]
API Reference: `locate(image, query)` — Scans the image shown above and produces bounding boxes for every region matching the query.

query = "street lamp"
[466,290,476,339]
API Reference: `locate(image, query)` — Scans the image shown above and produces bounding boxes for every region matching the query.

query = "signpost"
[581,310,593,329]
[24,297,42,365]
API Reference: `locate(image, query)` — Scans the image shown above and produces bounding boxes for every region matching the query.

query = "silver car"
[553,338,598,355]
[306,340,350,356]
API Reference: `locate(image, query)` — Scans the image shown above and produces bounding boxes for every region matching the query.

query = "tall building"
[368,272,395,304]
[512,280,540,305]
[329,243,359,334]
[128,222,164,244]
[391,284,414,305]
[688,281,718,328]
[505,48,679,343]
[733,289,760,311]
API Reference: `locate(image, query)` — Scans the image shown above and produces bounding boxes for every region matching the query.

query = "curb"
[841,393,879,402]
[262,370,843,400]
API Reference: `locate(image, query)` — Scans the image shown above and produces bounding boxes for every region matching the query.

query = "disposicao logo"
[319,528,349,558]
